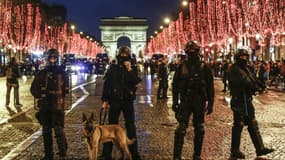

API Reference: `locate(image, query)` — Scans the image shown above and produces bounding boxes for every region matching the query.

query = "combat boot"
[193,155,203,160]
[173,131,185,160]
[248,122,274,157]
[41,155,54,160]
[230,151,245,159]
[43,128,54,160]
[256,148,275,156]
[54,126,68,159]
[230,125,245,159]
[193,124,205,160]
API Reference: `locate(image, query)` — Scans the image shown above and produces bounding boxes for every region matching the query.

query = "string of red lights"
[0,0,103,59]
[147,0,285,59]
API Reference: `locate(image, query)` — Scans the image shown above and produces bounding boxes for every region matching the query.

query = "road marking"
[0,111,26,125]
[1,79,96,160]
[1,130,42,160]
[0,79,96,126]
[65,81,94,114]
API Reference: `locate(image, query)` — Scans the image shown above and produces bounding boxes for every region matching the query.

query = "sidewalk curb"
[0,108,33,125]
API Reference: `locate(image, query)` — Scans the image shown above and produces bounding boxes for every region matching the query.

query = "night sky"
[41,0,180,40]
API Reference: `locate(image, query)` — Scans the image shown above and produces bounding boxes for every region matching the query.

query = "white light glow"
[33,50,44,56]
[164,17,170,24]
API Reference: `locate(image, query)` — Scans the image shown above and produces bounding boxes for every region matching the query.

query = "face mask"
[117,56,131,64]
[48,54,58,66]
[187,52,200,64]
[236,58,248,66]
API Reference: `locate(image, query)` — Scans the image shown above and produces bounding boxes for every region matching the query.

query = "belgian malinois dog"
[82,112,135,160]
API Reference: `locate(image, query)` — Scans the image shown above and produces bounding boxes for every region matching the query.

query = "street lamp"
[159,25,163,30]
[164,17,170,24]
[182,0,188,7]
[70,25,75,30]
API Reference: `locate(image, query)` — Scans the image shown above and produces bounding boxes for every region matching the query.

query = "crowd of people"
[2,42,281,159]
[217,60,285,92]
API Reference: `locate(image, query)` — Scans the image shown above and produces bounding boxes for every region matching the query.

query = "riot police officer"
[172,41,215,160]
[101,46,142,160]
[157,58,169,99]
[30,49,69,160]
[4,57,22,108]
[228,49,274,159]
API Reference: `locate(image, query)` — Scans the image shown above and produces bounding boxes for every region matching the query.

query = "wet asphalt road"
[0,74,285,160]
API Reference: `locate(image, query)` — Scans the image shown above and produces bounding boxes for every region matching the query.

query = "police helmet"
[118,46,131,56]
[184,41,200,54]
[47,48,59,64]
[235,49,249,59]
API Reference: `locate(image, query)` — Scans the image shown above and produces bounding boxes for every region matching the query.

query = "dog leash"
[99,108,108,125]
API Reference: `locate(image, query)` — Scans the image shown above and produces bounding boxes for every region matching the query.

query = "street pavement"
[0,74,284,160]
[0,76,35,124]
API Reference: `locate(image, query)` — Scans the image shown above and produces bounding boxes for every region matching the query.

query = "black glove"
[206,107,213,115]
[206,102,213,115]
[172,103,179,112]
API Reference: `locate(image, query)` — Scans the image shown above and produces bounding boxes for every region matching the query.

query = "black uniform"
[101,60,141,159]
[222,61,229,92]
[4,58,22,108]
[172,61,214,160]
[228,49,274,159]
[157,62,168,99]
[31,65,69,160]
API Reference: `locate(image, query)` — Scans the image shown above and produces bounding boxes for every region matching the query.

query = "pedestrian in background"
[221,60,230,92]
[4,57,22,109]
[101,46,142,160]
[30,49,69,160]
[157,57,168,99]
[172,41,215,160]
[228,49,274,159]
[258,61,267,89]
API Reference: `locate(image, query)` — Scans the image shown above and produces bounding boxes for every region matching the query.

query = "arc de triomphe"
[99,17,148,59]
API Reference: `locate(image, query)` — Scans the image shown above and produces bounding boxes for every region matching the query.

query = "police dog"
[82,113,135,160]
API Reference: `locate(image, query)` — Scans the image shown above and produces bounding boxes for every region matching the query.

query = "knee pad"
[248,119,259,128]
[42,126,52,135]
[54,126,65,136]
[175,123,187,136]
[233,121,244,128]
[194,123,205,135]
